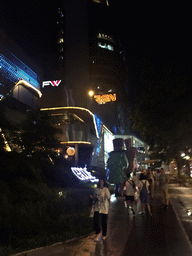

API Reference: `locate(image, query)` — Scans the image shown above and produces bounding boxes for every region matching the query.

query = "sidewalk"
[11,194,130,256]
[11,183,192,256]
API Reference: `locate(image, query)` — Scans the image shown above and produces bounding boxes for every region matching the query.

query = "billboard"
[94,93,116,104]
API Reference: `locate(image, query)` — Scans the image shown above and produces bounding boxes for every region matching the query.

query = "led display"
[0,54,40,90]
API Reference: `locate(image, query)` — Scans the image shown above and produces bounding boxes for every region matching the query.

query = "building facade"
[0,29,42,114]
[39,0,128,169]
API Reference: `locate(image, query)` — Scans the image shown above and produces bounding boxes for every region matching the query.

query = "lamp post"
[88,90,94,97]
[87,90,94,110]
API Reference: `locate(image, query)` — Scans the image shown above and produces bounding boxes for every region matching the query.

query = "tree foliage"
[131,59,191,166]
[0,100,11,152]
[14,109,62,155]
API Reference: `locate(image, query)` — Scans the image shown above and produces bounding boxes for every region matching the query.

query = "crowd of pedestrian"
[121,167,169,216]
[90,167,169,241]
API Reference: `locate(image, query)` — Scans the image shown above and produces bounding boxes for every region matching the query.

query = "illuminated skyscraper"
[41,0,127,132]
[40,0,128,168]
[89,1,127,133]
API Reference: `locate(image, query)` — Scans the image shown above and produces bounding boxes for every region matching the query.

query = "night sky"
[0,0,190,96]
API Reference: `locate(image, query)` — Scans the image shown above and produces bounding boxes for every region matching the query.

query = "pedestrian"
[138,172,152,216]
[90,179,111,241]
[132,171,140,187]
[122,173,136,214]
[152,170,157,183]
[159,167,169,208]
[147,168,154,198]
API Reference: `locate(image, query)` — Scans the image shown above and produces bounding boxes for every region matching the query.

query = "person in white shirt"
[122,173,136,214]
[90,179,111,241]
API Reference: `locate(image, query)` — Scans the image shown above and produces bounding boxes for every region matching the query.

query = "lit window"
[59,38,64,43]
[97,33,115,43]
[98,42,114,51]
[108,45,113,51]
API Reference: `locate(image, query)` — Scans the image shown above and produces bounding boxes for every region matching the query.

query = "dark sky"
[0,1,190,85]
[0,0,57,67]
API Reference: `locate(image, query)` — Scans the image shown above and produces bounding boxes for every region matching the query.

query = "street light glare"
[88,90,94,97]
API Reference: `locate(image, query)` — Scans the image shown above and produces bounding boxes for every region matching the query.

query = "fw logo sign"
[42,80,62,88]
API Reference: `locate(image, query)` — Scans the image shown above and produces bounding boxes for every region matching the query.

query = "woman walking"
[90,179,111,241]
[139,172,152,216]
[122,173,136,214]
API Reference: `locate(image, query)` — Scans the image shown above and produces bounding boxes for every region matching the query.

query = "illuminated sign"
[42,80,61,88]
[71,166,99,183]
[94,93,116,104]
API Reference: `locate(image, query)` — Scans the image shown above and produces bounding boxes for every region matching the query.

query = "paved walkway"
[121,185,192,256]
[169,183,192,246]
[11,183,192,256]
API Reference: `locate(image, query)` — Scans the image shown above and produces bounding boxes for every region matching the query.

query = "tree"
[131,61,191,176]
[14,109,62,155]
[0,99,11,152]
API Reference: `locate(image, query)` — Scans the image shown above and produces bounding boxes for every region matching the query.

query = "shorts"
[125,196,134,202]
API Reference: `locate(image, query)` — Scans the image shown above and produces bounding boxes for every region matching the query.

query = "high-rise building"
[88,1,127,133]
[40,0,128,169]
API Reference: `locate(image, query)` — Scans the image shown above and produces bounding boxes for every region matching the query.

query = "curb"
[65,232,95,243]
[10,232,95,256]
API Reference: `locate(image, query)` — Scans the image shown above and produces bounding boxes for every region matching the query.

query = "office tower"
[40,0,127,168]
[89,1,127,133]
[41,0,127,131]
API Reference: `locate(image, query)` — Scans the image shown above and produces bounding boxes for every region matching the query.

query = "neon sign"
[71,166,99,183]
[94,93,116,104]
[42,80,62,88]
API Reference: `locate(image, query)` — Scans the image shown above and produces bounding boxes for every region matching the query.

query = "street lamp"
[88,90,94,97]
